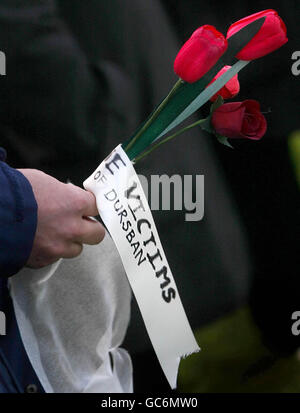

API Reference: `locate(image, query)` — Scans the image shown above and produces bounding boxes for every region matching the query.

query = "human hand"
[18,169,105,268]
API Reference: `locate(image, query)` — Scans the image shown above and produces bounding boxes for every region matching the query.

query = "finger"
[77,219,105,245]
[62,242,83,259]
[80,190,99,217]
[66,183,99,217]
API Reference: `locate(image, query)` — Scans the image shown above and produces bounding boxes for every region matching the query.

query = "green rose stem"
[124,78,183,153]
[133,117,207,163]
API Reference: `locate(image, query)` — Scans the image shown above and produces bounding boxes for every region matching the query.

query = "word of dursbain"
[104,188,147,267]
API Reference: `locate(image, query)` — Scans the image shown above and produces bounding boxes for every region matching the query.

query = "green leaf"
[124,17,265,160]
[198,96,224,134]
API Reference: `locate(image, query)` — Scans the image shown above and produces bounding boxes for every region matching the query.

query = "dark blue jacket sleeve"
[0,154,37,277]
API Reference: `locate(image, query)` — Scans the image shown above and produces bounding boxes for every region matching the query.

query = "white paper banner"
[84,144,200,389]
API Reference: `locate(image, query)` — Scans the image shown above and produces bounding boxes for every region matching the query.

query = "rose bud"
[174,25,228,83]
[207,65,240,102]
[226,9,288,60]
[211,100,267,140]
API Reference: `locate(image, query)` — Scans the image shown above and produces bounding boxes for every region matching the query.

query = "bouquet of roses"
[83,9,288,389]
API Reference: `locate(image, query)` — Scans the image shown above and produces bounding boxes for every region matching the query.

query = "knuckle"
[67,184,88,212]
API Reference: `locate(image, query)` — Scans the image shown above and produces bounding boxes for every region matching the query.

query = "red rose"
[211,100,267,140]
[226,9,288,60]
[207,65,240,102]
[174,25,227,83]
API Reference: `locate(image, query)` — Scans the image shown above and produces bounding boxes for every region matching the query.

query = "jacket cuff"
[0,162,37,277]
